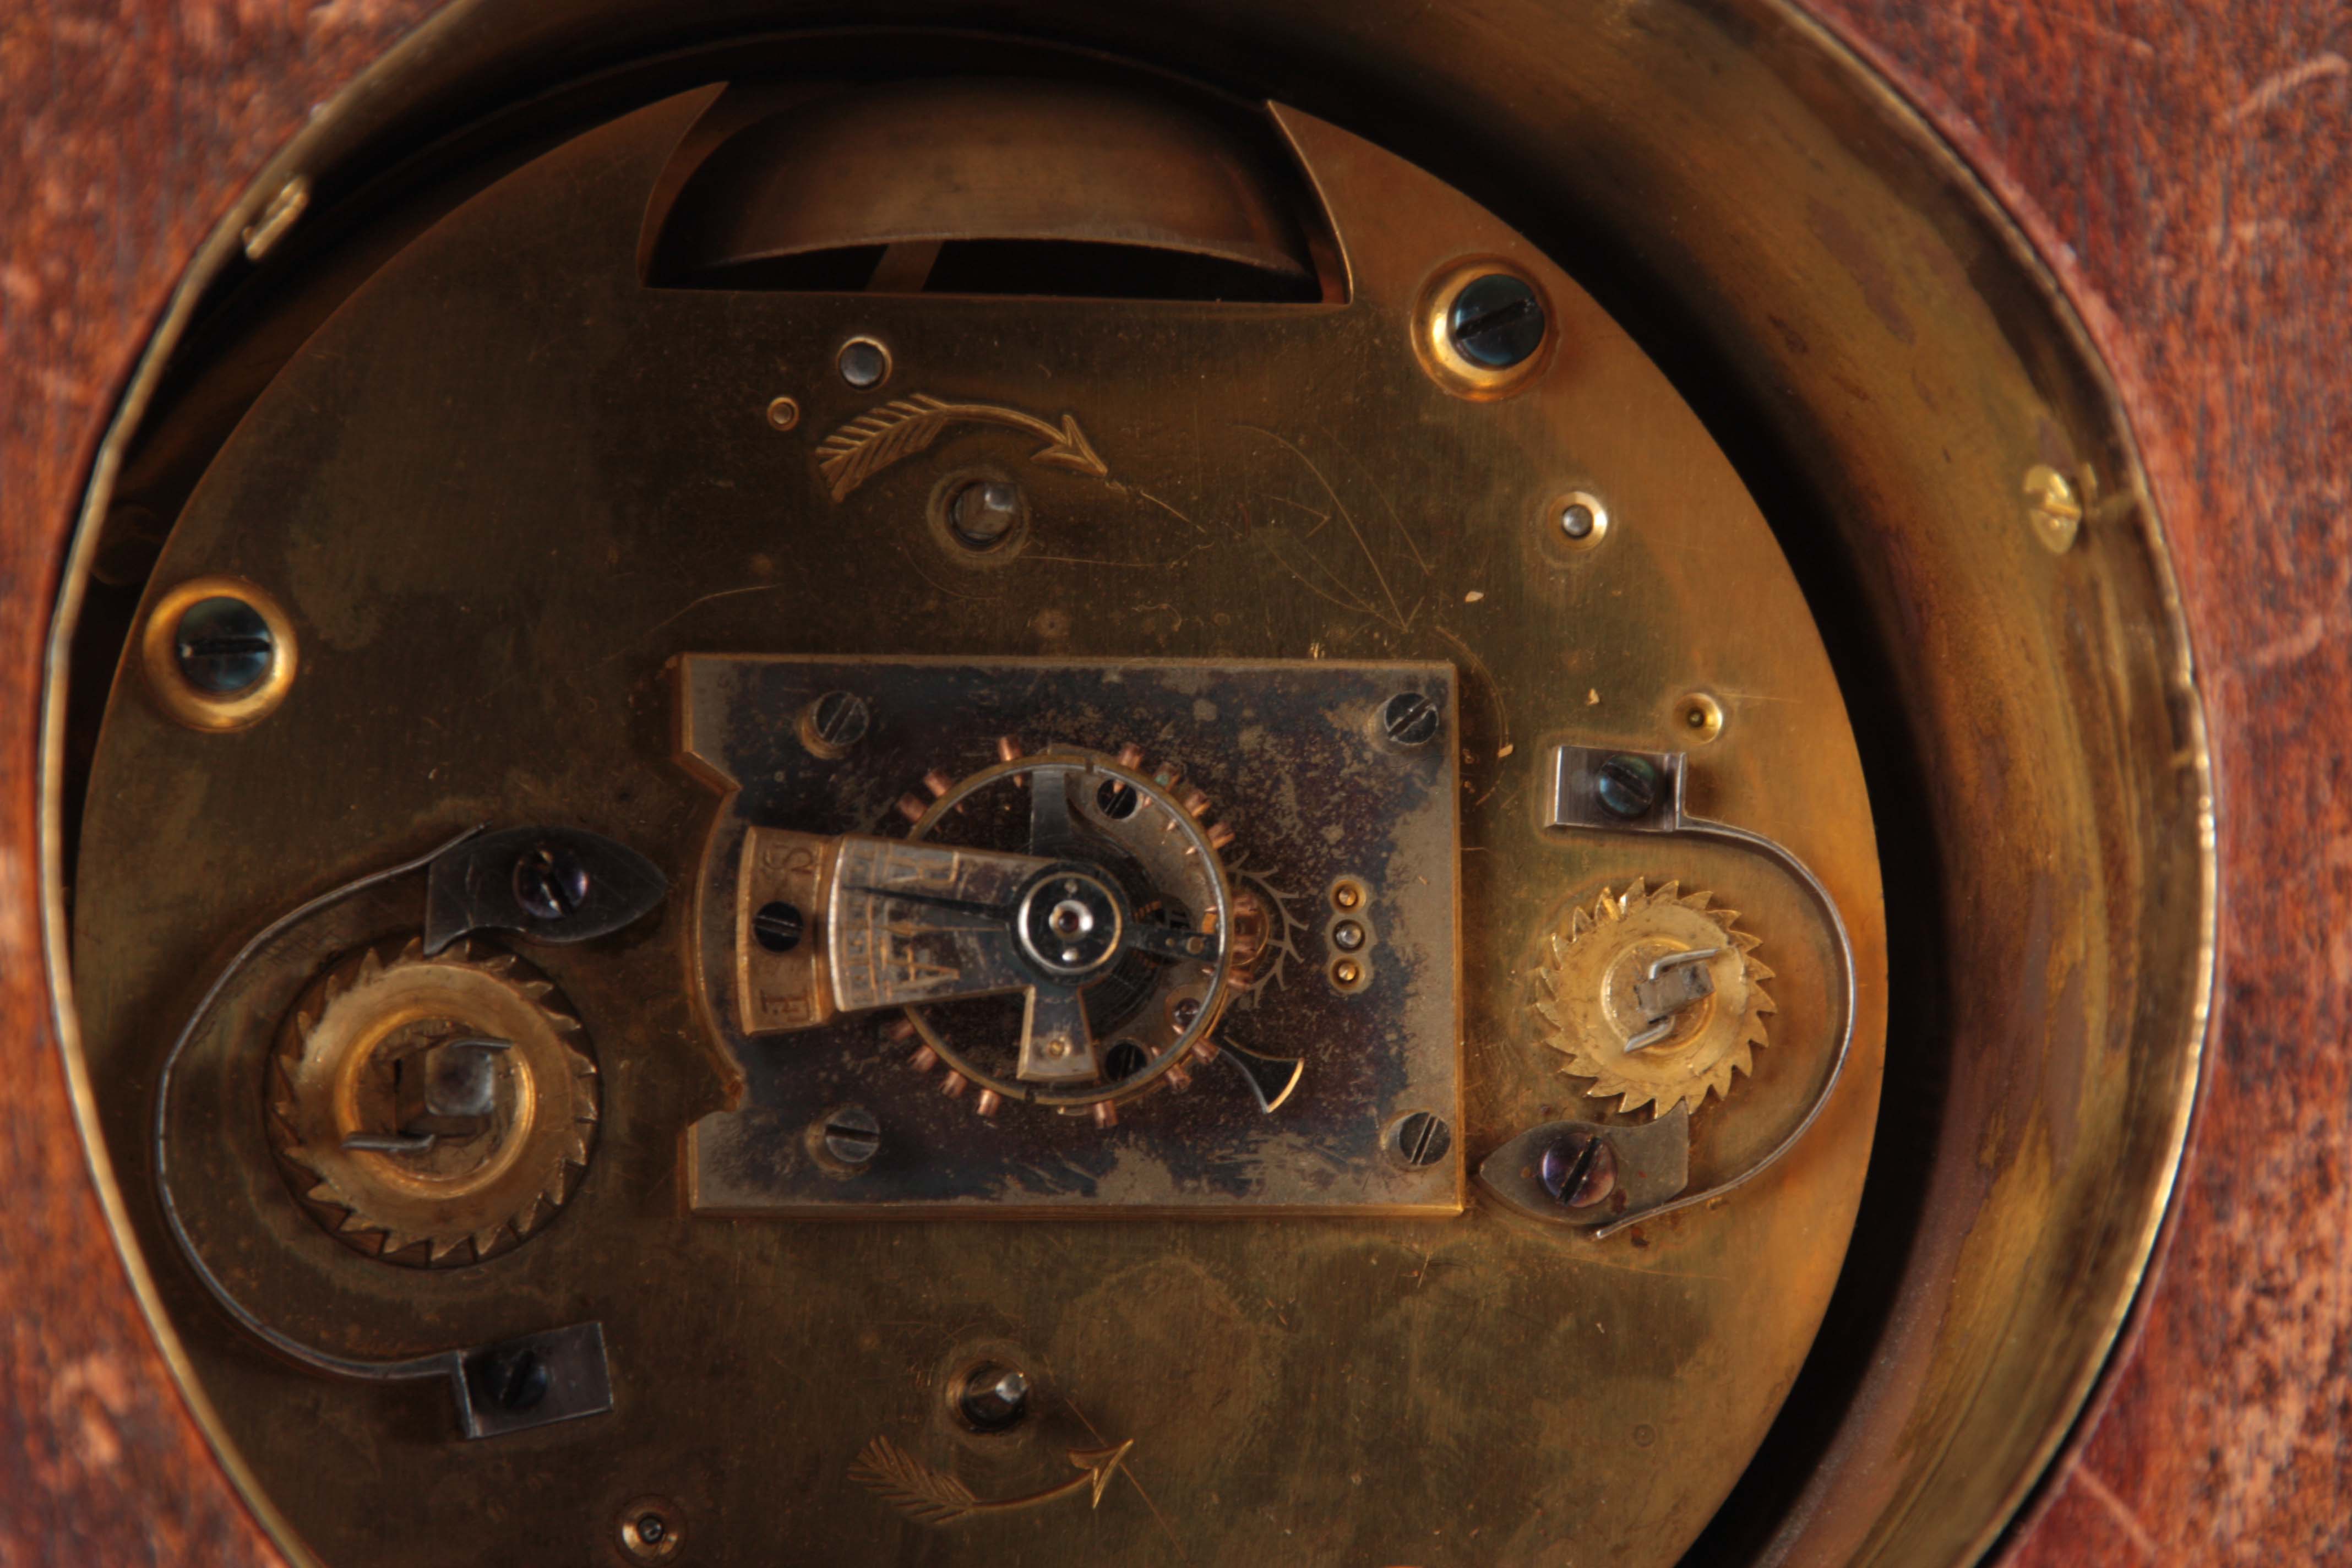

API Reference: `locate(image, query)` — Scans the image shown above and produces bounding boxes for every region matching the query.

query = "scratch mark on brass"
[816,394,1110,499]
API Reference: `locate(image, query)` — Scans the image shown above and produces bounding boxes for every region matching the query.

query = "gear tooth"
[513,1196,549,1238]
[1746,957,1776,982]
[398,934,426,962]
[427,1234,467,1266]
[568,1131,592,1166]
[1533,1000,1563,1030]
[472,1225,507,1259]
[1623,876,1648,903]
[1683,888,1713,910]
[518,978,554,1000]
[1732,930,1762,952]
[1654,880,1681,904]
[356,948,385,985]
[1711,907,1741,930]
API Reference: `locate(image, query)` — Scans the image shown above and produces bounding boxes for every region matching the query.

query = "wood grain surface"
[1,2,2343,1565]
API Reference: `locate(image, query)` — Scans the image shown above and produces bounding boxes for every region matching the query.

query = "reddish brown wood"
[0,7,431,1563]
[1797,2,2352,1562]
[1,1,2343,1562]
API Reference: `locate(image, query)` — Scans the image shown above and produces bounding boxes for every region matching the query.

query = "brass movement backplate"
[68,58,1893,1568]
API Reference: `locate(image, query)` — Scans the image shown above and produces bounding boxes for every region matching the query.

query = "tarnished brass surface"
[70,80,1883,1567]
[651,76,1324,286]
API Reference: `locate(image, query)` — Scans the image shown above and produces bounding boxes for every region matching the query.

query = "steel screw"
[172,596,276,695]
[512,845,590,921]
[837,337,890,390]
[823,1107,881,1167]
[950,480,1023,549]
[753,900,804,954]
[617,1499,684,1565]
[1595,754,1662,819]
[1447,273,1547,369]
[1539,1133,1618,1208]
[482,1347,548,1412]
[805,689,870,756]
[1382,691,1441,747]
[1391,1111,1452,1168]
[1332,919,1367,952]
[957,1364,1032,1433]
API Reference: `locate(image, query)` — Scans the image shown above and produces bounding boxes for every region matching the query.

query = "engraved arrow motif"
[850,1435,1136,1526]
[815,393,1110,500]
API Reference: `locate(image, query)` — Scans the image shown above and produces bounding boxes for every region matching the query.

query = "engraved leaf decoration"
[814,395,1112,500]
[849,1436,979,1526]
[816,395,958,501]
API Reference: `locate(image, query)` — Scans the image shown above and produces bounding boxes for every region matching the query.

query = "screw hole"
[1096,777,1140,819]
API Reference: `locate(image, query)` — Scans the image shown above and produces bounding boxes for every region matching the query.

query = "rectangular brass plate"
[679,656,1462,1216]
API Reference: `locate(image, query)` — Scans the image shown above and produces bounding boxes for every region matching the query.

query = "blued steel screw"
[172,596,275,694]
[1382,691,1441,747]
[810,690,870,752]
[1393,1111,1452,1167]
[1540,1133,1618,1208]
[483,1347,549,1412]
[957,1364,1031,1432]
[1595,753,1662,819]
[824,1107,880,1167]
[753,900,804,954]
[513,845,590,921]
[1447,273,1547,369]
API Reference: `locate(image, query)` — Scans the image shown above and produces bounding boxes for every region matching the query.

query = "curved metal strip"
[1543,742,1858,1240]
[151,824,617,1437]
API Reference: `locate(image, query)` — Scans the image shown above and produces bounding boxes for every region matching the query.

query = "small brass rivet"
[1553,490,1611,551]
[765,395,800,431]
[2024,464,2083,554]
[616,1497,684,1564]
[1678,692,1724,744]
[1332,958,1362,987]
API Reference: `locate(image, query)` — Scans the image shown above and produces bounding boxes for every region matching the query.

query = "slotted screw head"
[1595,754,1662,819]
[1539,1133,1618,1208]
[172,596,276,694]
[823,1107,880,1167]
[1382,691,1441,746]
[1447,273,1547,369]
[513,845,590,920]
